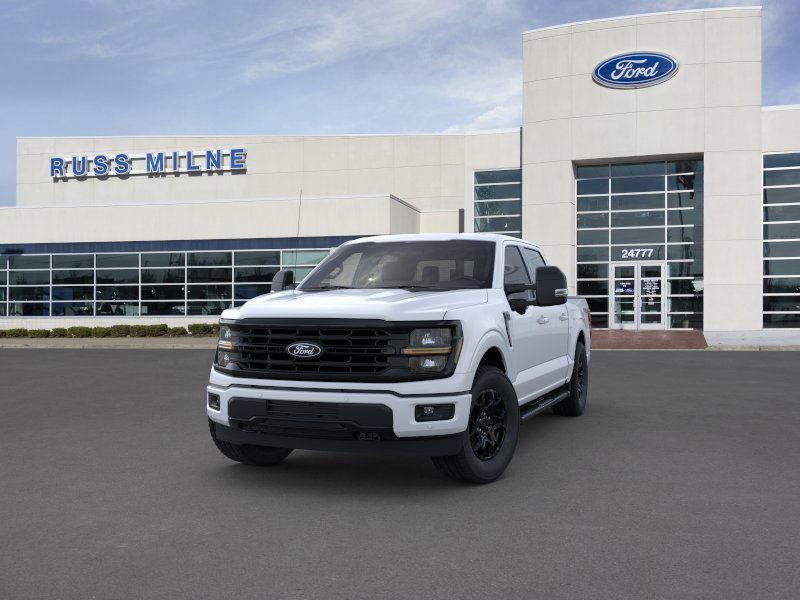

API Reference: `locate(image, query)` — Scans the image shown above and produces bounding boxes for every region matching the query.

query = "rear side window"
[504,246,531,285]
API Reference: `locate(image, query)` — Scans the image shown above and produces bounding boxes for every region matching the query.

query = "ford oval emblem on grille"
[286,341,324,359]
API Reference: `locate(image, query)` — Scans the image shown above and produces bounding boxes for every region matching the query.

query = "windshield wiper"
[299,285,355,292]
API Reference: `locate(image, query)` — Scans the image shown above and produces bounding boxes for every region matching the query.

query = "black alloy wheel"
[469,388,507,461]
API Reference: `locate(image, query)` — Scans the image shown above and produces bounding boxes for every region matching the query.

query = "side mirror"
[535,266,568,306]
[271,269,295,292]
[504,282,536,314]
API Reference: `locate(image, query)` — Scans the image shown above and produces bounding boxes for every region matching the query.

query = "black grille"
[217,320,425,381]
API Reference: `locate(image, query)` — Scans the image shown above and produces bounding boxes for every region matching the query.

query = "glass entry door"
[610,262,666,330]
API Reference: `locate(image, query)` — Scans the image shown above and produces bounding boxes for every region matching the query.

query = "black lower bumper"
[211,420,463,456]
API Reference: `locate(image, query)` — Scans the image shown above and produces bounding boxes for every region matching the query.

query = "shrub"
[130,325,149,338]
[188,323,216,336]
[68,326,92,338]
[168,326,188,337]
[146,324,169,337]
[109,324,132,337]
[51,328,69,338]
[0,330,6,338]
[5,328,28,338]
[28,329,51,338]
[92,327,113,338]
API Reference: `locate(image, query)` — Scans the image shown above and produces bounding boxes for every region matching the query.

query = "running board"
[519,384,570,422]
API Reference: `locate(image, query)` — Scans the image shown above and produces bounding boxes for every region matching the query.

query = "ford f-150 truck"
[207,233,590,483]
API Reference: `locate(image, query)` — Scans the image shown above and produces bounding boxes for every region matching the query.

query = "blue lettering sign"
[206,149,221,170]
[593,52,678,89]
[171,151,180,172]
[146,152,165,173]
[186,150,200,172]
[230,148,246,170]
[113,153,130,175]
[50,158,65,177]
[93,154,109,176]
[72,156,88,177]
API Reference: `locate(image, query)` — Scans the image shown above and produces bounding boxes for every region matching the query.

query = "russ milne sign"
[50,148,246,179]
[593,52,678,89]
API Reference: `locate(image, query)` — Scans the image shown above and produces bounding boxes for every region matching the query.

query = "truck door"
[503,245,551,403]
[521,247,571,386]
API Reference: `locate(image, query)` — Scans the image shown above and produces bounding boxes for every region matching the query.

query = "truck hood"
[227,288,489,321]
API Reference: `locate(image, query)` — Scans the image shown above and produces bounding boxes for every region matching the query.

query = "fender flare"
[462,329,514,379]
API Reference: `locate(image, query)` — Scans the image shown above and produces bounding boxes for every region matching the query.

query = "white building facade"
[2,6,799,332]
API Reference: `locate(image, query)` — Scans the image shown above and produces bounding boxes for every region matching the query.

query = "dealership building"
[2,6,799,333]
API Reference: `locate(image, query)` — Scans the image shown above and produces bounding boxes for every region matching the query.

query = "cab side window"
[521,248,546,283]
[504,246,532,301]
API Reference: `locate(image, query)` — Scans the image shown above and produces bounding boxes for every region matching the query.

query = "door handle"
[559,313,569,321]
[537,315,549,325]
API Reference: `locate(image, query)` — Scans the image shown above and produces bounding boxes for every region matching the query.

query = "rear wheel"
[432,366,519,484]
[552,341,588,417]
[208,420,293,466]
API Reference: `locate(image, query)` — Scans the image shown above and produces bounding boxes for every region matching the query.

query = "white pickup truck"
[207,233,591,483]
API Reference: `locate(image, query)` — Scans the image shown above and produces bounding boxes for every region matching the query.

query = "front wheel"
[209,420,293,466]
[552,341,588,417]
[432,366,519,484]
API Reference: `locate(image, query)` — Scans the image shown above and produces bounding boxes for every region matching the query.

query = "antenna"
[292,189,302,294]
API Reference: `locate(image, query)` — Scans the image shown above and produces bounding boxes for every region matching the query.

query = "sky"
[1,0,798,206]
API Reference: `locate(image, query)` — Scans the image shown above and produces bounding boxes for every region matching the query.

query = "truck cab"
[207,233,590,483]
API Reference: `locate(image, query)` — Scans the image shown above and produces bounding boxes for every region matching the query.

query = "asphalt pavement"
[1,349,798,599]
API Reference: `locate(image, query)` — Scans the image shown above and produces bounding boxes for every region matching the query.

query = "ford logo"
[593,52,678,89]
[286,341,324,359]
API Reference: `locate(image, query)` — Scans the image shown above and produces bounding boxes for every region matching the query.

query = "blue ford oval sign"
[593,52,678,89]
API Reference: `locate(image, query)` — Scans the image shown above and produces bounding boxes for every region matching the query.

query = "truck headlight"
[403,327,461,373]
[215,325,236,367]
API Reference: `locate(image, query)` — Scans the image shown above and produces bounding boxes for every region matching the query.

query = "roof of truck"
[347,233,534,245]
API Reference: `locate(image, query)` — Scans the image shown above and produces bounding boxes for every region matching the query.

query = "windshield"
[299,240,496,291]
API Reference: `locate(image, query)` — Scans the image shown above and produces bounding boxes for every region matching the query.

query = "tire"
[208,419,293,466]
[432,366,519,484]
[552,341,588,417]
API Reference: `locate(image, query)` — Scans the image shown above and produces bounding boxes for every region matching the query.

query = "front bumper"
[206,368,472,454]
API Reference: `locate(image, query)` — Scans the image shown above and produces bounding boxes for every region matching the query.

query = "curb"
[0,338,218,349]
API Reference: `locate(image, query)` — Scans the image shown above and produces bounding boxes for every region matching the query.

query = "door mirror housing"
[535,266,568,306]
[271,269,295,292]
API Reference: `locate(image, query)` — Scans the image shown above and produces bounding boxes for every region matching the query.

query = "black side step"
[519,384,570,422]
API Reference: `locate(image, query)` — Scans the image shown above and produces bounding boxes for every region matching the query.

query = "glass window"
[10,287,50,301]
[141,302,185,316]
[668,191,702,209]
[763,278,800,294]
[52,270,93,284]
[474,216,521,233]
[611,228,664,244]
[96,286,139,301]
[611,210,664,228]
[52,302,94,316]
[474,169,520,184]
[667,227,695,243]
[9,271,50,285]
[52,254,93,269]
[234,251,280,266]
[763,297,800,312]
[187,284,232,300]
[611,162,664,177]
[576,179,608,195]
[234,267,279,282]
[764,205,800,222]
[141,268,185,284]
[667,245,694,261]
[764,259,800,276]
[0,288,5,302]
[577,213,608,229]
[0,255,6,269]
[590,314,609,328]
[186,301,228,316]
[282,250,330,265]
[668,262,695,277]
[503,246,530,286]
[141,253,185,268]
[577,264,608,279]
[187,267,231,283]
[8,302,49,316]
[611,194,664,211]
[521,248,546,279]
[96,269,138,284]
[0,271,5,286]
[668,279,701,295]
[576,165,608,179]
[586,297,608,312]
[763,188,800,204]
[235,284,272,299]
[577,247,609,262]
[763,314,800,328]
[667,174,700,191]
[577,230,608,245]
[141,285,185,300]
[764,153,800,168]
[667,209,698,226]
[577,197,608,212]
[669,297,701,312]
[96,302,139,316]
[669,314,703,329]
[96,254,138,268]
[764,170,800,187]
[763,241,800,258]
[474,184,521,200]
[52,286,94,301]
[577,281,608,295]
[474,200,522,217]
[188,251,231,266]
[611,176,663,194]
[764,223,800,240]
[9,255,49,269]
[667,160,702,174]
